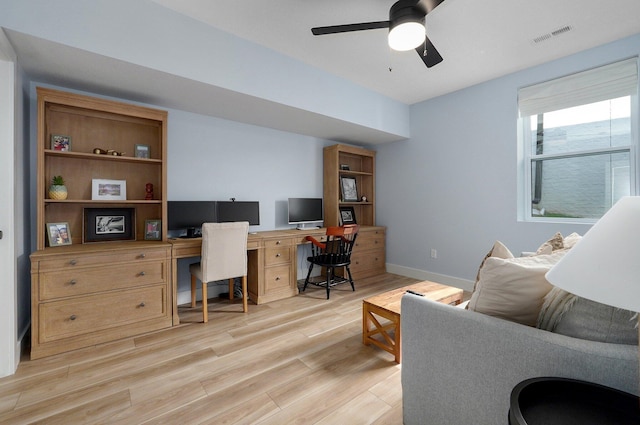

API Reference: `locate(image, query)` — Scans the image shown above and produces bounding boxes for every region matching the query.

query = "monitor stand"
[296,223,321,230]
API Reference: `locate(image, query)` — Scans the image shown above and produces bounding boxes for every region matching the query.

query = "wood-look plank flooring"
[0,273,425,424]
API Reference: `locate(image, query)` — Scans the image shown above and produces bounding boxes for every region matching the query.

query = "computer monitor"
[288,198,323,229]
[167,201,217,237]
[216,201,260,226]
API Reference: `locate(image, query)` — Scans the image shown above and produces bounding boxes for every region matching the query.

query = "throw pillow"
[562,232,582,249]
[537,286,577,331]
[538,289,638,345]
[473,240,514,283]
[467,250,566,326]
[535,232,564,255]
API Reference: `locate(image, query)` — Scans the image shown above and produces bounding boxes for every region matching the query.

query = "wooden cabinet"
[36,87,167,249]
[30,242,172,359]
[351,227,386,279]
[31,88,171,359]
[323,144,376,227]
[323,144,384,278]
[248,235,298,304]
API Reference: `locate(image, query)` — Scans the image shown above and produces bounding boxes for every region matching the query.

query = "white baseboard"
[386,263,475,292]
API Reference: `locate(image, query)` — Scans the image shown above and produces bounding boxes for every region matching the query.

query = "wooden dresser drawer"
[354,231,385,251]
[39,285,167,343]
[264,265,291,292]
[263,237,294,249]
[351,247,386,276]
[39,261,167,300]
[264,246,292,267]
[36,248,167,272]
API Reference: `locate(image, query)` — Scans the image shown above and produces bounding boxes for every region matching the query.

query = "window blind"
[518,57,638,117]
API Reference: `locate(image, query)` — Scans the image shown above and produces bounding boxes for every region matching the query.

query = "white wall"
[377,34,640,290]
[166,108,334,301]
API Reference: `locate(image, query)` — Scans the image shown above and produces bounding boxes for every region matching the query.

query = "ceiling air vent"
[532,25,573,44]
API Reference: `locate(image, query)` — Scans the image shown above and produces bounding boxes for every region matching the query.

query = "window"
[518,58,638,222]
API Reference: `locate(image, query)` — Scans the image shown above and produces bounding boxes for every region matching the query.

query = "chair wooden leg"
[346,265,355,291]
[202,281,208,323]
[241,275,248,313]
[229,278,234,300]
[190,274,197,308]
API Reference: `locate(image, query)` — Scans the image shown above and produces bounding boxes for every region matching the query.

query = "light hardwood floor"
[0,273,424,424]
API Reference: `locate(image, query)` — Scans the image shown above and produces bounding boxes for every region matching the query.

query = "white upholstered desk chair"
[189,221,250,322]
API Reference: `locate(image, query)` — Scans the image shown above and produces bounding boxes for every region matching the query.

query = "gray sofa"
[401,294,639,425]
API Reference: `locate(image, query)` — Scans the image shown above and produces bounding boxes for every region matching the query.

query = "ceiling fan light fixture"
[388,21,425,51]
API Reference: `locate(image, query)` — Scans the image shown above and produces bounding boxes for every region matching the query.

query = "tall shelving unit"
[36,87,168,248]
[323,144,376,227]
[30,88,172,359]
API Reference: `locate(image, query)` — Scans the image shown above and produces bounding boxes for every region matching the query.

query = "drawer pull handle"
[69,260,77,266]
[139,253,146,259]
[138,302,146,308]
[69,315,77,321]
[138,271,146,276]
[275,276,280,281]
[276,253,281,257]
[276,240,281,245]
[69,279,77,285]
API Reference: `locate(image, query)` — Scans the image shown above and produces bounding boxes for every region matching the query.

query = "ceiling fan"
[311,0,446,68]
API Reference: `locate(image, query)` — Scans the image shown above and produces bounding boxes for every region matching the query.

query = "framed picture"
[92,179,127,201]
[46,222,72,246]
[339,206,357,226]
[144,219,162,240]
[340,164,350,171]
[83,208,136,242]
[340,176,359,202]
[135,144,150,159]
[50,134,71,151]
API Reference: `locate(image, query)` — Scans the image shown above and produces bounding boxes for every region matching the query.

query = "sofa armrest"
[401,294,639,425]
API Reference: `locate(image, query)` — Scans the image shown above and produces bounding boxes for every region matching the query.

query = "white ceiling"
[151,0,640,104]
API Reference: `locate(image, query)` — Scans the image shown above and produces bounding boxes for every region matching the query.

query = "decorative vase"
[49,184,68,200]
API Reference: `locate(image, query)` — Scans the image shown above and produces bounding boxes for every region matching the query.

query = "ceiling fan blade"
[311,21,389,36]
[415,36,443,68]
[418,0,446,14]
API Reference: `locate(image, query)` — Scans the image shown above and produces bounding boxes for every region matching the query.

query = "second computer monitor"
[216,201,260,226]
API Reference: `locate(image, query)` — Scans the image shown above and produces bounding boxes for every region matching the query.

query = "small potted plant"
[48,175,68,200]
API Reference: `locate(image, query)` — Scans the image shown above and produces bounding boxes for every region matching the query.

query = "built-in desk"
[169,226,386,324]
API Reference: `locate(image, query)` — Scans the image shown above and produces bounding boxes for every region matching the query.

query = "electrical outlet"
[430,248,437,259]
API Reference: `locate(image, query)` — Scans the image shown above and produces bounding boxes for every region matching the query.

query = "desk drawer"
[39,261,167,300]
[264,265,291,292]
[265,246,292,267]
[39,285,167,343]
[264,238,294,249]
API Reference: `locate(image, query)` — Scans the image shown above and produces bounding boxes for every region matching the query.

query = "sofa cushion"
[538,287,638,345]
[467,251,565,326]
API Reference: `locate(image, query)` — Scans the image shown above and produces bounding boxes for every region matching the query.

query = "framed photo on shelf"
[92,179,127,201]
[83,208,136,243]
[135,144,150,159]
[339,206,357,226]
[50,134,71,151]
[144,219,162,240]
[46,222,72,247]
[340,176,359,202]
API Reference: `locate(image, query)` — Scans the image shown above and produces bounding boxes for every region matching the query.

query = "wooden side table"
[362,281,463,363]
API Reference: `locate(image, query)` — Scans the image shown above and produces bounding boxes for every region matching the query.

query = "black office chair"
[303,225,359,299]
